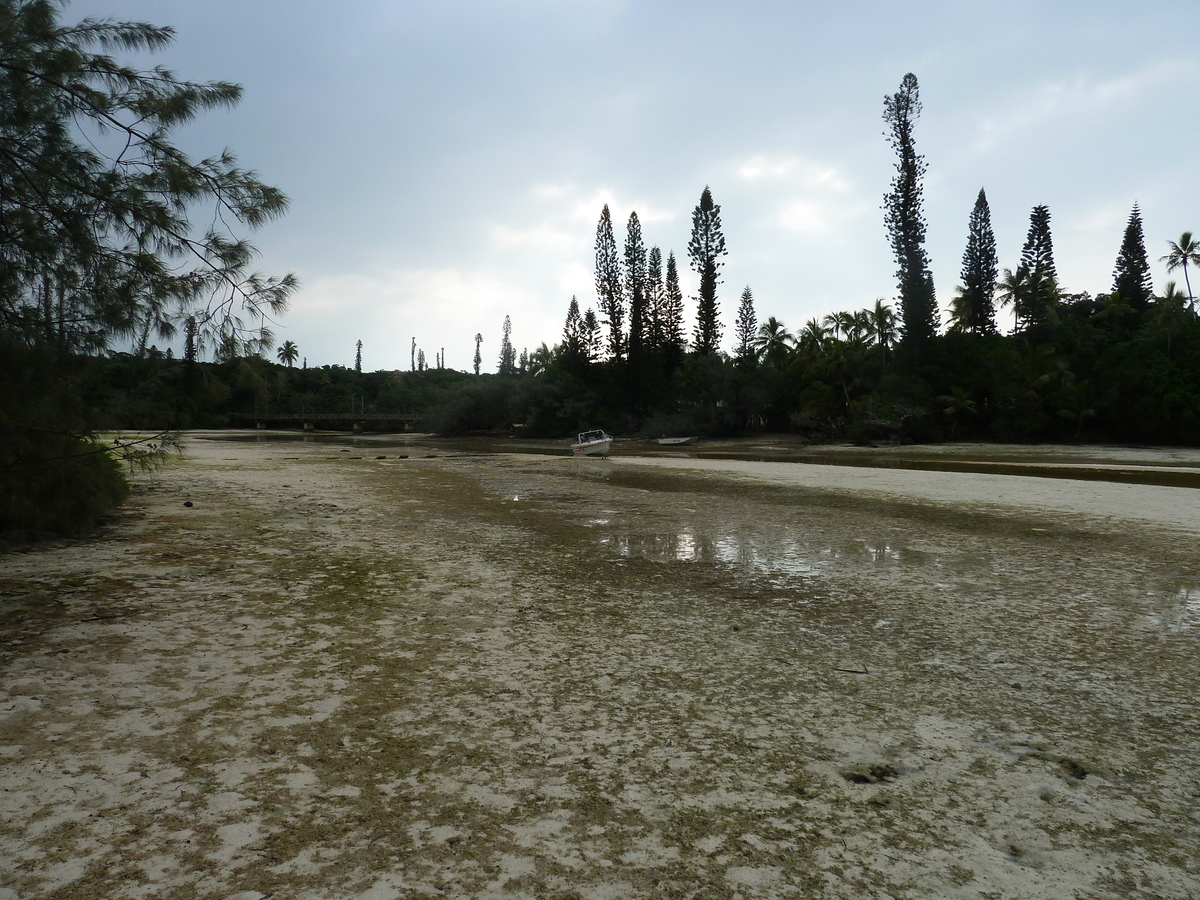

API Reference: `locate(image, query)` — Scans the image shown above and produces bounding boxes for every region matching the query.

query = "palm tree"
[797,318,829,363]
[867,300,897,368]
[1151,281,1192,358]
[1092,290,1132,339]
[937,386,976,438]
[752,317,794,368]
[848,310,871,342]
[823,310,856,342]
[1161,231,1200,311]
[995,268,1025,332]
[276,340,299,367]
[947,287,972,334]
[528,342,557,376]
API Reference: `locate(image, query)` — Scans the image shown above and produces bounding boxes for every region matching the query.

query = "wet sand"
[2,436,1198,899]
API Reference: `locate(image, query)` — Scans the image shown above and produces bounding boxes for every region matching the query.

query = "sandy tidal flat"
[2,436,1199,899]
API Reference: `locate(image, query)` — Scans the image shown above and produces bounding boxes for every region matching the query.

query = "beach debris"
[183,501,193,508]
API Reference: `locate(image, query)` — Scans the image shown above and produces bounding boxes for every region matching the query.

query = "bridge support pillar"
[303,422,314,432]
[352,422,363,433]
[256,421,265,429]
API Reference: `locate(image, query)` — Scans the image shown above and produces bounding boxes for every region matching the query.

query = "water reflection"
[1152,586,1200,632]
[599,526,925,579]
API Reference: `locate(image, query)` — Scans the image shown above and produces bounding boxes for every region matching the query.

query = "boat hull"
[572,440,611,457]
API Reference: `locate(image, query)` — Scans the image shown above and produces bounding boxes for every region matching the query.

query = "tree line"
[2,0,1197,546]
[445,72,1200,444]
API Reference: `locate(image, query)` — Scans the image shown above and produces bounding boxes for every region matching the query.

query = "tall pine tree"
[594,205,624,361]
[561,295,586,369]
[582,309,601,364]
[734,286,758,368]
[1112,203,1153,311]
[883,73,938,346]
[624,211,648,371]
[1015,205,1058,329]
[663,251,686,370]
[955,188,998,334]
[688,186,727,355]
[646,246,665,352]
[498,315,516,374]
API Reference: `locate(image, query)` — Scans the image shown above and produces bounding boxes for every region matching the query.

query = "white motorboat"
[655,436,698,446]
[572,430,612,457]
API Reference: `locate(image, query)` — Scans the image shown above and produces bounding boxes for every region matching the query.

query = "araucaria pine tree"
[646,247,665,351]
[184,317,198,362]
[883,73,938,345]
[624,212,648,369]
[594,205,624,361]
[688,186,727,355]
[498,315,516,374]
[1015,205,1058,328]
[662,252,685,366]
[956,188,999,334]
[582,309,601,363]
[562,295,586,366]
[734,286,758,368]
[473,333,483,375]
[355,339,362,373]
[1112,203,1154,311]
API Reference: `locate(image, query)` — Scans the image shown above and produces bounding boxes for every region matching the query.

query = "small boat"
[656,436,698,446]
[572,430,612,457]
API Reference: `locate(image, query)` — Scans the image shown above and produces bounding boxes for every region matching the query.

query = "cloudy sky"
[73,0,1199,372]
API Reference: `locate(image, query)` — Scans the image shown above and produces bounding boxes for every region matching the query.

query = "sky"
[71,0,1200,373]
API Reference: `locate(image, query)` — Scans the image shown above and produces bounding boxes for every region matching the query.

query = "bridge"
[232,408,423,432]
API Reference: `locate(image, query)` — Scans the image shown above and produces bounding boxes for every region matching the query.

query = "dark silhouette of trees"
[1161,232,1200,311]
[1112,203,1154,312]
[561,296,587,370]
[688,186,727,355]
[663,251,686,366]
[277,340,299,368]
[753,317,793,368]
[646,247,665,351]
[869,300,898,369]
[952,189,998,334]
[582,309,602,363]
[498,316,516,375]
[624,211,648,375]
[1,0,295,541]
[1014,205,1059,329]
[184,317,199,363]
[594,205,624,361]
[734,286,758,368]
[883,73,937,347]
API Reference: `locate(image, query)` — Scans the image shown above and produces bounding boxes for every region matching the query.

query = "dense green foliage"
[0,1,294,542]
[77,263,1200,446]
